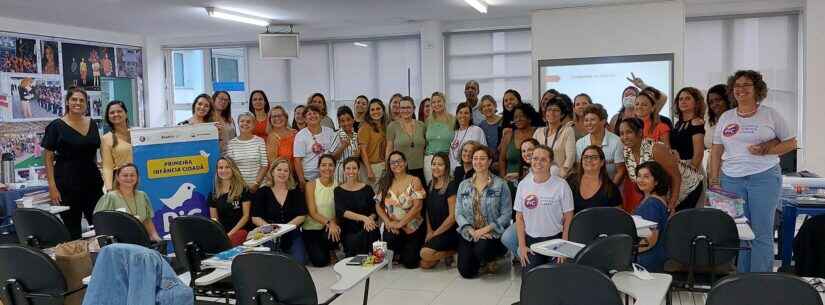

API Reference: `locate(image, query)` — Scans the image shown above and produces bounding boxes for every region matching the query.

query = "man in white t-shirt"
[514,145,574,273]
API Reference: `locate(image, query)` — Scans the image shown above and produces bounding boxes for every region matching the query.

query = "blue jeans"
[265,230,308,265]
[501,223,518,258]
[721,165,781,273]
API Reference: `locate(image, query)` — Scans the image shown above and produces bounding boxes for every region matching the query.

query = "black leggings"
[383,226,425,269]
[302,229,335,267]
[423,230,458,252]
[457,237,507,278]
[342,228,380,257]
[522,234,560,276]
[676,181,704,212]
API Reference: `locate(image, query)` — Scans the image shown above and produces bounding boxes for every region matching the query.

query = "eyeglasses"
[582,155,602,161]
[389,160,404,165]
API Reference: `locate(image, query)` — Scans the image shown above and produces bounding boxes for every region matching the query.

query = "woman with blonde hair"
[424,91,455,183]
[252,158,309,263]
[209,157,252,246]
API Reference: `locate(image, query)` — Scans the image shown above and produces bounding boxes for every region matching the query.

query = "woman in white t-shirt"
[709,70,796,273]
[293,105,336,190]
[514,145,574,273]
[449,102,486,173]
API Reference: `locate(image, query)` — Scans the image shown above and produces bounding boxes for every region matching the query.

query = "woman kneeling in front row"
[455,146,512,278]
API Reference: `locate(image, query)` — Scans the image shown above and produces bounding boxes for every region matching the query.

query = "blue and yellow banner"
[131,124,219,236]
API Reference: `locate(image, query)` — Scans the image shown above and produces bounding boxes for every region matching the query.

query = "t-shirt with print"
[513,175,574,238]
[293,126,336,181]
[712,106,792,177]
[208,189,253,232]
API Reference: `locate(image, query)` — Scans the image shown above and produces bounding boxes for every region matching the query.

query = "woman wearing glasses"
[386,96,426,183]
[376,151,426,269]
[709,70,796,273]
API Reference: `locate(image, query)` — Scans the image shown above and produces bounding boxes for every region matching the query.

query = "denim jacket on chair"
[455,174,512,241]
[82,243,193,305]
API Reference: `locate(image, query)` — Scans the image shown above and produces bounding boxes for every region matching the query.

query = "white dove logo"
[160,183,196,210]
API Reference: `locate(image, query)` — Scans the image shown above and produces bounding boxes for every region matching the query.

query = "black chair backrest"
[520,264,622,305]
[13,208,71,249]
[706,273,823,305]
[568,207,638,245]
[665,208,739,267]
[170,215,232,273]
[93,210,152,247]
[0,245,67,305]
[573,234,634,275]
[232,252,319,305]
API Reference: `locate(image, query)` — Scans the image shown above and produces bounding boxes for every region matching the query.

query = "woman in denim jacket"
[455,145,512,278]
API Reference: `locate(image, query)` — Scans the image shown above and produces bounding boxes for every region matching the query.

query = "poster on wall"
[0,95,10,121]
[1,76,63,120]
[0,37,38,74]
[87,90,104,118]
[61,43,115,90]
[116,48,143,79]
[40,41,60,75]
[131,124,219,237]
[0,121,49,181]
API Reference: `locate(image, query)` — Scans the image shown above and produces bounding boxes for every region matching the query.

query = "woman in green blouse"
[94,163,161,241]
[386,96,427,184]
[424,92,455,184]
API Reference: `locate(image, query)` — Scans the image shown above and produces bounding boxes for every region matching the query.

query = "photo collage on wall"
[0,31,144,181]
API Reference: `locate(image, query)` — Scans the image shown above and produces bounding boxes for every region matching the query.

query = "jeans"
[522,234,560,276]
[721,165,781,273]
[267,230,307,265]
[384,226,425,269]
[83,244,193,305]
[501,224,518,258]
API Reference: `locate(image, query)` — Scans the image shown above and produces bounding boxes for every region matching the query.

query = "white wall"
[803,0,825,174]
[530,1,685,104]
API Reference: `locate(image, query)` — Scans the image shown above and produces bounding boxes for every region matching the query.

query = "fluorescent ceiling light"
[353,42,369,47]
[464,0,488,13]
[206,7,271,27]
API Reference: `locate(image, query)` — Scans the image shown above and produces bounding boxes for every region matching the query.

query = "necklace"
[119,191,137,215]
[737,105,758,118]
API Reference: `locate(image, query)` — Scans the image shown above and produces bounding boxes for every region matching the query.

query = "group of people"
[39,69,795,279]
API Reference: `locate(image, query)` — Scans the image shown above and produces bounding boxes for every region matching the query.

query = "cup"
[372,241,387,263]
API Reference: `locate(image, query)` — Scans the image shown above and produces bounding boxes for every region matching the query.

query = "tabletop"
[612,271,672,305]
[330,254,392,294]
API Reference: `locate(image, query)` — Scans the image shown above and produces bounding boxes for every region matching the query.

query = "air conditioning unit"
[258,33,299,59]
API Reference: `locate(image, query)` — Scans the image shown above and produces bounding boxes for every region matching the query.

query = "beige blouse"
[101,132,134,190]
[533,120,577,178]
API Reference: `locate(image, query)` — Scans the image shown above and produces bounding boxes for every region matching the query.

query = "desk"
[779,191,825,269]
[612,272,672,305]
[330,254,392,305]
[194,224,295,286]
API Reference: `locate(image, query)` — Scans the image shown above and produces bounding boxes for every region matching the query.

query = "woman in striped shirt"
[332,106,360,183]
[226,112,268,192]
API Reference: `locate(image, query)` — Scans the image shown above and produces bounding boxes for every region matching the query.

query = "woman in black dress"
[566,145,622,214]
[420,152,459,269]
[42,86,104,239]
[335,157,380,257]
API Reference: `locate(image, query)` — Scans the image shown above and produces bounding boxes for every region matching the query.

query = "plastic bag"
[707,187,745,218]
